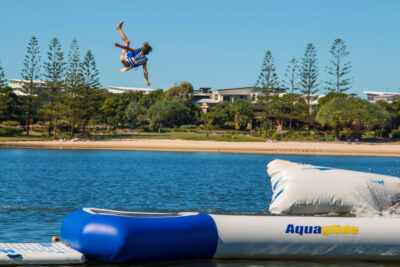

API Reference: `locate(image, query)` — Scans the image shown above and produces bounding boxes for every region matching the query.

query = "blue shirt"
[126,48,148,68]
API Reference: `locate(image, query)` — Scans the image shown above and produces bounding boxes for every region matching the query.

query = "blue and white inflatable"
[62,208,400,263]
[267,159,400,215]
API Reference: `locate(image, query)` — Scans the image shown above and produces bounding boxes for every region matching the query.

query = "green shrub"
[250,131,261,137]
[362,131,374,139]
[33,127,45,133]
[57,132,70,140]
[102,129,114,134]
[227,130,235,137]
[391,129,400,139]
[0,127,23,136]
[374,129,390,138]
[267,129,276,137]
[285,132,297,141]
[137,126,151,132]
[318,134,335,141]
[2,121,20,127]
[180,125,197,130]
[305,135,314,141]
[56,120,70,132]
[339,130,350,141]
[223,121,236,129]
[271,131,285,140]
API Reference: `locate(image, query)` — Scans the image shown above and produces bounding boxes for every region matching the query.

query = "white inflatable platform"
[267,159,400,215]
[211,215,400,260]
[0,243,84,265]
[62,208,400,262]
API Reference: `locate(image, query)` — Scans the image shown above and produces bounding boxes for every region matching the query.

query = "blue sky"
[1,0,399,95]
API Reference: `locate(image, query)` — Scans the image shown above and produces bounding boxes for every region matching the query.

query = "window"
[223,96,231,102]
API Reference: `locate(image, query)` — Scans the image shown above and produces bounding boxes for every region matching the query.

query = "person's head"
[141,42,152,55]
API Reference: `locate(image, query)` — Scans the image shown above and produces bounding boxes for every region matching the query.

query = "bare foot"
[116,21,124,30]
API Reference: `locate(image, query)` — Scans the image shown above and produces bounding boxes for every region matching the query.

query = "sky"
[1,0,400,95]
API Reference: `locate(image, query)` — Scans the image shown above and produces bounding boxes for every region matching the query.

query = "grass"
[0,136,49,141]
[87,131,266,142]
[171,132,265,142]
[0,130,265,142]
[2,129,400,143]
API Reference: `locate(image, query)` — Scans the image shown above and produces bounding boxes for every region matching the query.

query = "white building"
[193,87,212,102]
[8,79,46,96]
[197,86,287,113]
[363,91,400,103]
[107,86,155,94]
[212,87,279,103]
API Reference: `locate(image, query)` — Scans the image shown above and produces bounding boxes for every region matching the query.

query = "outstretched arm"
[143,63,150,86]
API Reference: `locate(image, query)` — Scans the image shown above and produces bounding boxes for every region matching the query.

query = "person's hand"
[145,80,150,86]
[114,43,119,47]
[120,68,127,72]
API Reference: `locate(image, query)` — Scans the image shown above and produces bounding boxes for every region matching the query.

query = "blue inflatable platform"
[61,208,218,263]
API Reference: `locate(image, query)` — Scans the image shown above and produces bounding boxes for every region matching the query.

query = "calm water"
[1,149,400,266]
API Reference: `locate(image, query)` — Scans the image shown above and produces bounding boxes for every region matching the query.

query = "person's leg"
[116,21,130,47]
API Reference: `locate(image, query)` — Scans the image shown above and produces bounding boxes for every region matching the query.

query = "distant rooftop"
[107,86,155,94]
[8,79,45,96]
[363,91,400,103]
[212,86,287,93]
[212,86,255,91]
[363,91,400,96]
[9,79,46,84]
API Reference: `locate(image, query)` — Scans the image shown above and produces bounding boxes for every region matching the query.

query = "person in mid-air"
[114,21,152,86]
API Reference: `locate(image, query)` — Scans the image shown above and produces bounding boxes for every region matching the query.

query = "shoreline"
[1,139,400,157]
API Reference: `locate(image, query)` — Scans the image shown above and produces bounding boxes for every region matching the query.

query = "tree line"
[0,36,103,138]
[248,39,400,140]
[0,37,399,141]
[0,35,202,138]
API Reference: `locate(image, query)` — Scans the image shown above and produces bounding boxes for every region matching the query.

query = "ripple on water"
[1,149,400,266]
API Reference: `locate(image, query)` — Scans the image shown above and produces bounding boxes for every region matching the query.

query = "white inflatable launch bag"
[267,159,400,215]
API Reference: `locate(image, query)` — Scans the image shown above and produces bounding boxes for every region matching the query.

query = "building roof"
[212,86,256,91]
[9,79,46,84]
[363,91,400,96]
[107,86,155,94]
[13,90,31,96]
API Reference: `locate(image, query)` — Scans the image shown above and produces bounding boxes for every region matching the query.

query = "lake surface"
[1,149,400,266]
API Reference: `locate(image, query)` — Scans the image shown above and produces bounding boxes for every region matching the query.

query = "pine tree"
[326,38,352,94]
[21,36,41,135]
[283,57,299,132]
[300,43,319,132]
[0,60,7,88]
[80,50,101,134]
[0,60,19,122]
[255,50,279,135]
[65,39,84,90]
[42,37,66,138]
[65,39,84,137]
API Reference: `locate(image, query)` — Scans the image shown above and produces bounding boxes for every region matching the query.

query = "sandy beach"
[0,139,399,157]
